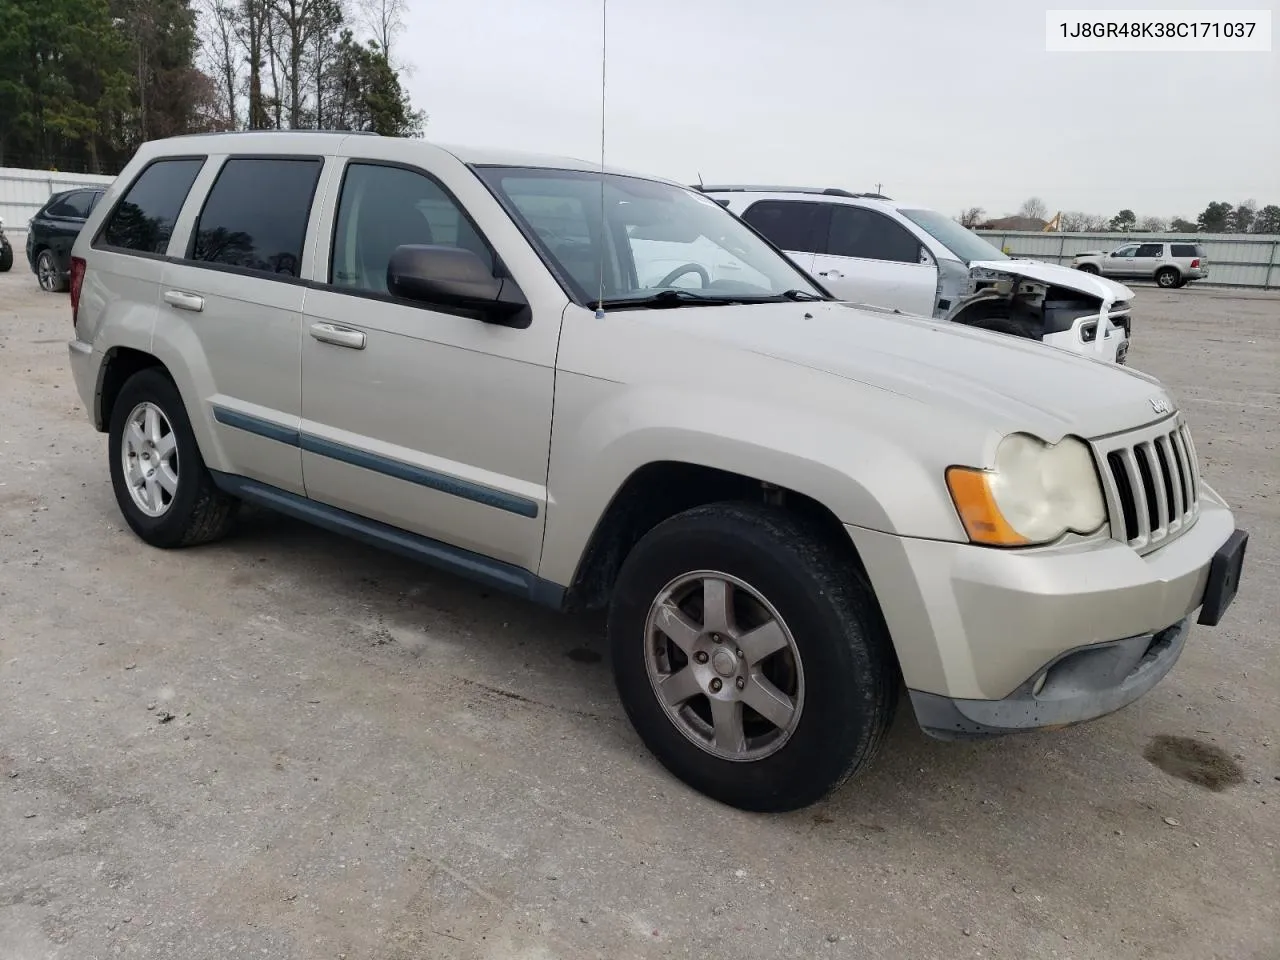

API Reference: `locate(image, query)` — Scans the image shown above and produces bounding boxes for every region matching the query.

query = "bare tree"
[1138,215,1168,232]
[957,206,985,228]
[355,0,407,67]
[1018,196,1048,221]
[200,0,241,128]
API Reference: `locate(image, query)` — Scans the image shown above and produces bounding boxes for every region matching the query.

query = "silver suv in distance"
[1073,241,1209,288]
[66,132,1248,812]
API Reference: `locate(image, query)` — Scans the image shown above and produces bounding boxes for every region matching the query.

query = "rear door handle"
[309,322,366,350]
[818,270,843,279]
[163,290,204,312]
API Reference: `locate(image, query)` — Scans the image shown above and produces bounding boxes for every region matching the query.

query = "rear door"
[810,204,937,316]
[738,199,826,276]
[43,190,96,273]
[157,154,325,496]
[1133,242,1165,279]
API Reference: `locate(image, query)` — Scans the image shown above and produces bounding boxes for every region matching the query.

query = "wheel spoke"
[657,667,702,707]
[652,600,701,655]
[126,458,146,489]
[742,674,797,731]
[710,698,746,754]
[144,407,162,445]
[156,461,179,496]
[737,618,788,666]
[144,475,162,512]
[701,577,734,635]
[127,421,147,452]
[154,431,177,459]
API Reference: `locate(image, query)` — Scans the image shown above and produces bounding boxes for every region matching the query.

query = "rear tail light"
[1190,258,1200,268]
[70,256,86,327]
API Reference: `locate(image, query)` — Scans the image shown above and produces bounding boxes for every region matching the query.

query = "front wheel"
[1077,263,1099,275]
[0,243,13,272]
[107,368,238,548]
[608,503,898,812]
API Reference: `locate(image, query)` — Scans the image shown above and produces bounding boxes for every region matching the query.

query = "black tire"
[0,243,12,272]
[608,502,898,812]
[966,314,1032,339]
[36,249,68,293]
[1077,264,1099,275]
[107,368,237,548]
[1155,267,1179,289]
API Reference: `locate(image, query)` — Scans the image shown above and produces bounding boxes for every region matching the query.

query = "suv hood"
[969,258,1134,301]
[653,300,1170,441]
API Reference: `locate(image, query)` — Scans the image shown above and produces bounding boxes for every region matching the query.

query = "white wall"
[0,167,116,242]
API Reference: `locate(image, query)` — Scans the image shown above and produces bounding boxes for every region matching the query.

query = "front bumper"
[845,489,1245,736]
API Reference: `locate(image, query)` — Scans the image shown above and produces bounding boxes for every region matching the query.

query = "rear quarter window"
[1170,243,1202,257]
[99,158,206,254]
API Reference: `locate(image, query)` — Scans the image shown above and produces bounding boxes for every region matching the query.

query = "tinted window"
[331,163,494,295]
[1171,243,1202,257]
[741,200,825,253]
[1135,243,1163,257]
[190,158,322,277]
[826,206,921,263]
[100,158,204,254]
[47,191,93,219]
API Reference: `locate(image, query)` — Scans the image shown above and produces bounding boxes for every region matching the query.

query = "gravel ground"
[1,270,1277,960]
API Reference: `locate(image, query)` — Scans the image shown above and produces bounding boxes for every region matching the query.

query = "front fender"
[536,375,975,587]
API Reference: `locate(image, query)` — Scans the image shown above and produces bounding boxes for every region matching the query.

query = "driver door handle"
[309,322,366,350]
[818,269,844,279]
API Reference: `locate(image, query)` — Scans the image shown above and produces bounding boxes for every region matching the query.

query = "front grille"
[1094,418,1200,551]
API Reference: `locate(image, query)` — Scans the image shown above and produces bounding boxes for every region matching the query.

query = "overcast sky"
[400,0,1278,220]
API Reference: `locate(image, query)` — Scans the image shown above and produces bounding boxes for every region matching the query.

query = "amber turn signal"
[945,467,1029,547]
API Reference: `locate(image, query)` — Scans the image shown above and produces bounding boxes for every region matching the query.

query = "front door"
[299,159,555,574]
[1104,244,1139,277]
[810,204,938,317]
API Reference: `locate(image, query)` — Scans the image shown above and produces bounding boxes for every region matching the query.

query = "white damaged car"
[700,186,1135,364]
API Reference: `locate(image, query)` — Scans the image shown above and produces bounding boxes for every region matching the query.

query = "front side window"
[99,158,205,254]
[898,208,1008,263]
[331,162,494,295]
[740,200,825,254]
[189,157,323,277]
[1112,245,1138,257]
[826,206,921,264]
[48,191,93,219]
[1135,243,1163,257]
[476,167,825,306]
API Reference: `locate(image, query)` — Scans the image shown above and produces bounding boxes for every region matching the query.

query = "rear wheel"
[36,249,67,292]
[1156,267,1180,289]
[0,244,12,272]
[107,368,237,548]
[608,502,898,812]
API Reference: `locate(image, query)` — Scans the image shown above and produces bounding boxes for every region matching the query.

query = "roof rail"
[692,184,891,200]
[175,128,381,138]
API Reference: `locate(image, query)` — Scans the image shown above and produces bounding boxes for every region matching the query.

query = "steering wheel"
[656,263,710,288]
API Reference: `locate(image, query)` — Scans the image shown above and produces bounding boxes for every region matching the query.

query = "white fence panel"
[0,168,117,242]
[974,230,1280,289]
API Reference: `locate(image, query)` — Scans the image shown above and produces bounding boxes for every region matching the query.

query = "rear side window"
[1171,243,1202,257]
[330,162,494,295]
[99,158,205,254]
[47,191,94,219]
[1135,243,1163,257]
[741,200,825,254]
[826,206,921,263]
[189,157,323,277]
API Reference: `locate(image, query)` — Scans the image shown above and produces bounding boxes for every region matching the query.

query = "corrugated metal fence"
[974,230,1280,289]
[0,167,116,242]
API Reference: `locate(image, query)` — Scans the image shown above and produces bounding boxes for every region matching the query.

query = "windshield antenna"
[594,0,608,319]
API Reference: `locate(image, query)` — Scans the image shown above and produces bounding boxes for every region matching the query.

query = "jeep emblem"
[1150,396,1173,415]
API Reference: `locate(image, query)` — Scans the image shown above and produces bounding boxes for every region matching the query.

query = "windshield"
[899,208,1009,264]
[475,166,826,306]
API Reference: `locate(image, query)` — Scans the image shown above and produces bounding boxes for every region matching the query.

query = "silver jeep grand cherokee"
[66,132,1248,811]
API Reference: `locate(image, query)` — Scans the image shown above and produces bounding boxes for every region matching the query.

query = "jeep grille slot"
[1096,420,1201,552]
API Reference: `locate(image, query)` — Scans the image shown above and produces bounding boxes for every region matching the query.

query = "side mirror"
[387,245,531,328]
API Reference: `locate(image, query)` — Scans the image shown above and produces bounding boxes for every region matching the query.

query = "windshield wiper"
[778,288,826,301]
[591,290,734,311]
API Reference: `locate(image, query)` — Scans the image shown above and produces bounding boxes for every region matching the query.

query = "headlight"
[946,433,1107,546]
